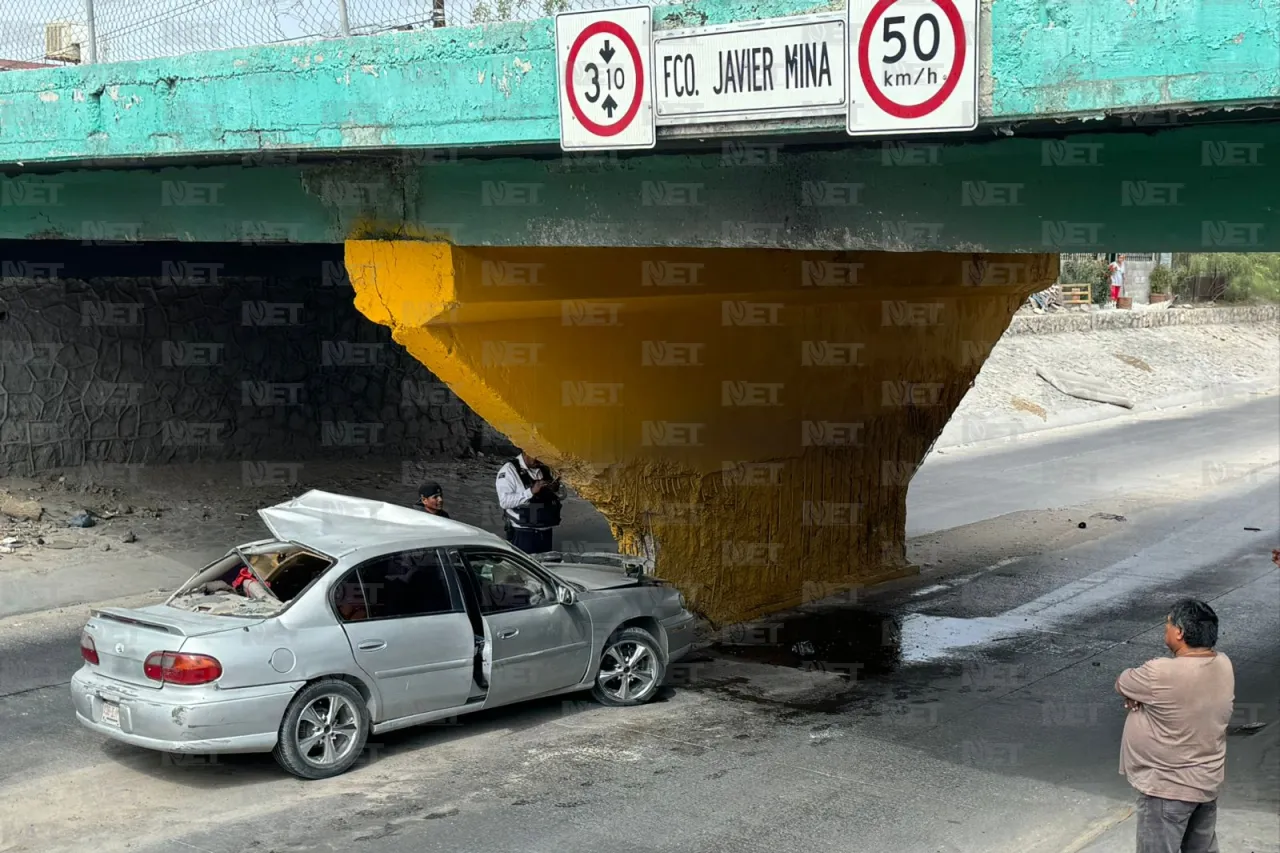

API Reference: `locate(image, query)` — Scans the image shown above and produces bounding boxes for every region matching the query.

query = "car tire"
[591,626,666,707]
[273,679,370,780]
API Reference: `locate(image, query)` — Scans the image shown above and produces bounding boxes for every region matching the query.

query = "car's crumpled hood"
[544,563,643,590]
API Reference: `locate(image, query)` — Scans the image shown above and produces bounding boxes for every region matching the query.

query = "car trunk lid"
[85,605,261,688]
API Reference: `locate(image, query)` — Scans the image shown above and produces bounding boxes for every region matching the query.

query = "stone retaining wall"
[0,274,509,476]
[1007,304,1279,336]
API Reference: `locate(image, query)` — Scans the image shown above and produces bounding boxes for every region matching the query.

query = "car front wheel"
[591,626,666,707]
[273,679,370,780]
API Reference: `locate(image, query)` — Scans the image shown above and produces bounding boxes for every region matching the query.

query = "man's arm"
[1116,660,1160,705]
[496,465,533,511]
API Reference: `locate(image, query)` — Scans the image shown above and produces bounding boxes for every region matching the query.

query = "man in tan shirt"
[1116,599,1235,853]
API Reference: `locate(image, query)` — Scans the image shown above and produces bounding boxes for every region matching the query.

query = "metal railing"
[1,0,593,66]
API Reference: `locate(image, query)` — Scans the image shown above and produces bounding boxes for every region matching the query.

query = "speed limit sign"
[846,0,979,136]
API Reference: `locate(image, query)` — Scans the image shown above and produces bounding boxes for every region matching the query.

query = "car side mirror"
[557,586,577,606]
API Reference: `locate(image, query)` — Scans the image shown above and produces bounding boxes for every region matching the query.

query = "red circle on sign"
[565,21,645,137]
[858,0,966,119]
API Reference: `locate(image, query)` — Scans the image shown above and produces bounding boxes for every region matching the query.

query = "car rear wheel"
[591,626,665,707]
[273,680,370,780]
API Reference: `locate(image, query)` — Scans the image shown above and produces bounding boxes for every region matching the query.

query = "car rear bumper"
[71,666,301,754]
[663,611,697,662]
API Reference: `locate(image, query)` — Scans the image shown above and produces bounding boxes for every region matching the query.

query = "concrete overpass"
[0,0,1277,623]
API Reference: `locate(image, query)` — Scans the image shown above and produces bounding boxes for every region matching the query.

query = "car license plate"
[101,701,120,727]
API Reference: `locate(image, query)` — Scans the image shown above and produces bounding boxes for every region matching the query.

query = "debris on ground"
[1114,353,1153,372]
[1078,522,1087,529]
[121,530,138,543]
[0,536,23,554]
[0,493,43,522]
[1036,366,1136,409]
[67,511,96,529]
[1092,513,1128,522]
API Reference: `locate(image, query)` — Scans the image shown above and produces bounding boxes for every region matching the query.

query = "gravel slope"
[955,320,1279,424]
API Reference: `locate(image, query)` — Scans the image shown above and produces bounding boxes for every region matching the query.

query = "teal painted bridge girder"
[0,0,1278,167]
[1,121,1277,252]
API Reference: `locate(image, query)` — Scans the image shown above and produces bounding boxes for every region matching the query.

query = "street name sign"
[555,6,656,151]
[653,14,846,126]
[846,0,979,136]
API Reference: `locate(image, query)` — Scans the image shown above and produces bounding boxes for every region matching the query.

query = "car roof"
[257,489,509,559]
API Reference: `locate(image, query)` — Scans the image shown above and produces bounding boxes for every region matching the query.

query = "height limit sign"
[846,0,979,136]
[556,6,655,151]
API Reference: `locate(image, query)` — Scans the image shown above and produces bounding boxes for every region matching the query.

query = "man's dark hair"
[1169,599,1219,649]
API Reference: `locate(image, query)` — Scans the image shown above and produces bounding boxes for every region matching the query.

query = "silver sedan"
[71,490,696,779]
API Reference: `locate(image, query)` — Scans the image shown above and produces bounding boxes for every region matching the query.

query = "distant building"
[0,59,59,71]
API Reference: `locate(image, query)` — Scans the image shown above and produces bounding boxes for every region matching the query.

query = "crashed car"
[71,490,696,779]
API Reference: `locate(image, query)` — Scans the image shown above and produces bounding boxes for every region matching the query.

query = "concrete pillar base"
[345,241,1055,625]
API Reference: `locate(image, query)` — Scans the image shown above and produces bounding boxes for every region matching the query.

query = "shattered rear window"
[168,542,334,616]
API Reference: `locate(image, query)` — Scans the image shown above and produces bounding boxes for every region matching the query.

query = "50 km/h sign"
[846,0,978,136]
[556,6,655,151]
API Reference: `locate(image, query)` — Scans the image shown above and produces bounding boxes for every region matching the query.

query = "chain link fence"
[1,0,595,66]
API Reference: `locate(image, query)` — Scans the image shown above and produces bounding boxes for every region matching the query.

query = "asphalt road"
[0,397,1276,853]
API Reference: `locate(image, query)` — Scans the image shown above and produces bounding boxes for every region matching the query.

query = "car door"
[334,547,476,722]
[455,548,592,707]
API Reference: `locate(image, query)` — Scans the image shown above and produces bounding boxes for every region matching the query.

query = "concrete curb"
[934,379,1279,452]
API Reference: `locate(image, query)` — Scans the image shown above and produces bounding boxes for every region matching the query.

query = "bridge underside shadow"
[346,241,1055,624]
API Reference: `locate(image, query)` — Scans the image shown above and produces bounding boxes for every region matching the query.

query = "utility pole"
[83,0,97,63]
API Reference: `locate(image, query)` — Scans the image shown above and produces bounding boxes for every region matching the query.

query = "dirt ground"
[0,456,530,580]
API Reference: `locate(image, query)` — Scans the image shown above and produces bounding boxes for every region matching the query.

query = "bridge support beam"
[345,240,1055,625]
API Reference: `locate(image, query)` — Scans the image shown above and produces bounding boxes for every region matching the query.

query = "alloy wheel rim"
[295,694,360,767]
[597,641,657,702]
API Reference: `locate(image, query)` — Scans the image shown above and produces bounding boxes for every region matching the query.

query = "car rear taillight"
[143,651,222,685]
[80,631,99,665]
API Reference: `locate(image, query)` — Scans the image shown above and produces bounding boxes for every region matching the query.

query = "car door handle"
[358,640,387,652]
[498,629,519,639]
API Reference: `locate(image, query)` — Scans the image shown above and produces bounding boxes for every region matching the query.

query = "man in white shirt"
[495,449,562,554]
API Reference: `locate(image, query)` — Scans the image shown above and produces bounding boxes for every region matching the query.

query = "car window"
[334,549,456,623]
[332,573,368,622]
[462,552,552,614]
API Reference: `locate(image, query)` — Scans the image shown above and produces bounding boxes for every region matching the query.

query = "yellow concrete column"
[345,241,1056,625]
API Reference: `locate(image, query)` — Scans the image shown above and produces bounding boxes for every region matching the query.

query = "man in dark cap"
[417,482,450,519]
